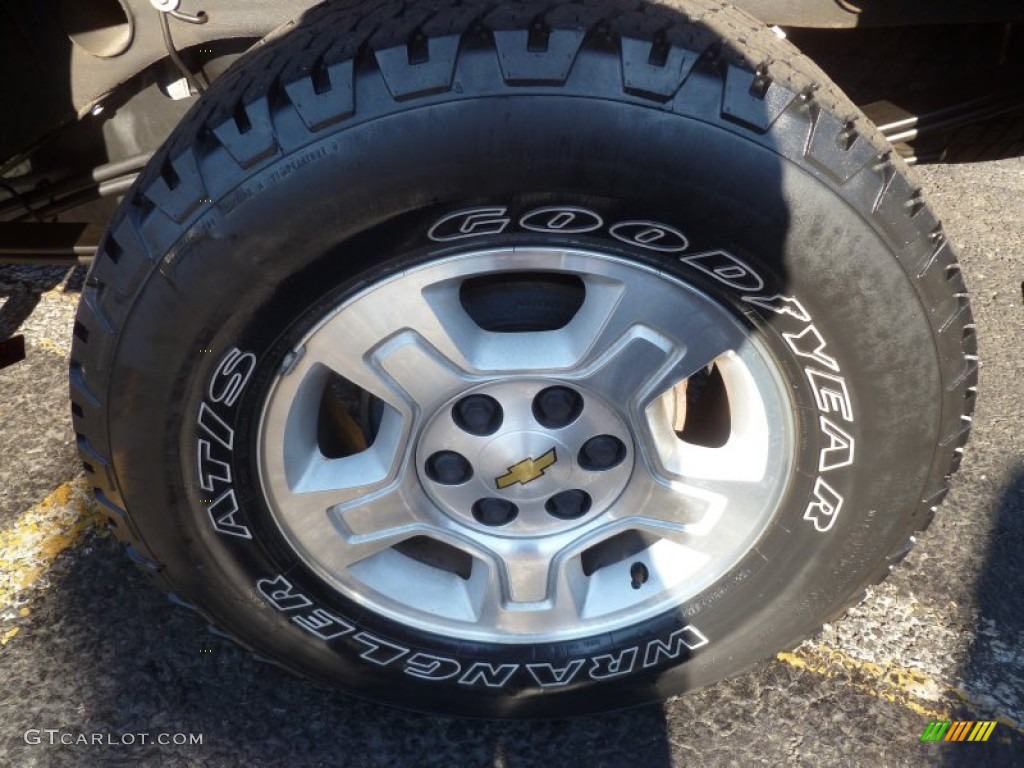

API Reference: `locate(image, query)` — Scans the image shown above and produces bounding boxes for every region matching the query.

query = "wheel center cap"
[479,432,572,502]
[415,379,635,537]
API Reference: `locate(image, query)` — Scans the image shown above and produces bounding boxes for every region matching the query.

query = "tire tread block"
[492,28,587,84]
[283,60,356,132]
[143,147,208,224]
[620,37,698,100]
[211,99,280,168]
[721,63,796,131]
[375,35,461,99]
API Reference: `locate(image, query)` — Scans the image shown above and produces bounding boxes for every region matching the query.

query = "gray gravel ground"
[0,157,1021,767]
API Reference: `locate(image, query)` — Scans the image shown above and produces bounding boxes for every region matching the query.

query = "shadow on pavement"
[0,265,87,340]
[943,465,1024,766]
[1,534,673,767]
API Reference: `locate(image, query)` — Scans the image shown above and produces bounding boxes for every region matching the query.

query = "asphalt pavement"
[0,157,1021,767]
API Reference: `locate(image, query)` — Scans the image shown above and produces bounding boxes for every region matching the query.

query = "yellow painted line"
[40,286,81,303]
[32,337,69,357]
[778,644,1024,735]
[0,477,104,616]
[778,645,949,719]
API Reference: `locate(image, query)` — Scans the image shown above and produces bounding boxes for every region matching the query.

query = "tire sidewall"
[107,93,941,716]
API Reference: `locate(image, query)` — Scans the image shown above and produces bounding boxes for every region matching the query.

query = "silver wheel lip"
[255,246,796,644]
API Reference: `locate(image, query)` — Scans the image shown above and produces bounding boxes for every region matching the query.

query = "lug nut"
[578,434,627,471]
[425,451,473,485]
[532,386,583,429]
[453,394,503,436]
[545,489,592,520]
[472,498,519,526]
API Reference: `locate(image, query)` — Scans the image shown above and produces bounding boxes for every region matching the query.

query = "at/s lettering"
[197,347,256,539]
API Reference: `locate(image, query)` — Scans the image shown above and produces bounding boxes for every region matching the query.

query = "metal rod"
[91,152,153,183]
[0,153,151,219]
[0,253,89,266]
[875,88,1024,144]
[12,175,137,222]
[0,222,102,266]
[158,9,208,94]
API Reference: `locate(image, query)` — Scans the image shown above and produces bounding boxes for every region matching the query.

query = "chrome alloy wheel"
[257,247,795,643]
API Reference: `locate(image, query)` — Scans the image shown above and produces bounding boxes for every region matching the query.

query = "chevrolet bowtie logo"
[495,448,557,489]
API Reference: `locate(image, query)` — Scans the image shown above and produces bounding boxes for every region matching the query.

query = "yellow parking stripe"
[778,644,949,720]
[780,645,1024,736]
[0,477,104,617]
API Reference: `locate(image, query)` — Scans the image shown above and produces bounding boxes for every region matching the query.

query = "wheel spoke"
[603,471,763,567]
[273,471,384,527]
[309,483,429,569]
[613,468,730,535]
[307,315,471,415]
[501,541,557,604]
[642,351,780,484]
[260,395,408,512]
[572,274,745,412]
[469,543,586,633]
[334,484,423,539]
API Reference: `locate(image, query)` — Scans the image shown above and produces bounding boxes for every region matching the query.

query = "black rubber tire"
[70,0,976,718]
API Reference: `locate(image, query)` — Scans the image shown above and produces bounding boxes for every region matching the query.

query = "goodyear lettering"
[428,206,688,253]
[818,417,855,472]
[610,220,689,252]
[783,324,839,372]
[805,368,854,423]
[428,207,511,241]
[803,477,844,533]
[741,293,812,323]
[681,250,765,291]
[519,206,603,234]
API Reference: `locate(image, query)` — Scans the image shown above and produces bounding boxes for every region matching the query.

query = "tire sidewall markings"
[184,200,859,693]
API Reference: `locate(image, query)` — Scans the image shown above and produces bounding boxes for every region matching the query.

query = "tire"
[70,0,976,718]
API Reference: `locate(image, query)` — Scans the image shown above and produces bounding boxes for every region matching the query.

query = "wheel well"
[1,0,1022,240]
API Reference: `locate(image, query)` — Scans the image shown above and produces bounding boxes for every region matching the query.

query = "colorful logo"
[920,721,997,742]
